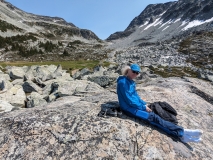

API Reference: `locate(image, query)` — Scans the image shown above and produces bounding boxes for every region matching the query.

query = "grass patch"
[0,60,111,73]
[99,61,111,67]
[150,66,198,78]
[178,38,191,53]
[178,31,213,68]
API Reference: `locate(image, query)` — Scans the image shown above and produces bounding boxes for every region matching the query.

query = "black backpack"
[148,101,178,124]
[97,101,122,118]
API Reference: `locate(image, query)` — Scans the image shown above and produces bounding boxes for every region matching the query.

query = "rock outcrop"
[0,64,213,159]
[0,64,104,111]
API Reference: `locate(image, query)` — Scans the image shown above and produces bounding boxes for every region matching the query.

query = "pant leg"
[135,110,184,138]
[148,112,184,137]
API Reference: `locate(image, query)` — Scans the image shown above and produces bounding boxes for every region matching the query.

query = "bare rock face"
[0,77,213,159]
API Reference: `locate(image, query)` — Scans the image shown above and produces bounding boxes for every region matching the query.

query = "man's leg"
[135,110,183,138]
[133,110,202,142]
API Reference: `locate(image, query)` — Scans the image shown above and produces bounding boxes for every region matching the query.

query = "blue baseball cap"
[130,64,141,72]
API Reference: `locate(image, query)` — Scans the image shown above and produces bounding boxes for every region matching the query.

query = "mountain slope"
[0,0,99,40]
[0,0,111,62]
[106,0,213,48]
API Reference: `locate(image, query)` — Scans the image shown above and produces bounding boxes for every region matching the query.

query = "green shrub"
[62,50,69,56]
[69,40,83,45]
[58,41,63,46]
[0,20,23,32]
[150,66,198,78]
[18,46,41,57]
[93,44,102,48]
[39,41,58,52]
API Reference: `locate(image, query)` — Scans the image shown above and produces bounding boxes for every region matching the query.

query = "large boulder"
[0,80,13,91]
[24,67,35,81]
[87,76,115,87]
[42,82,53,96]
[52,64,63,77]
[72,68,92,80]
[26,92,47,108]
[0,84,26,108]
[7,66,26,80]
[207,74,213,82]
[45,64,58,73]
[45,79,104,98]
[0,100,15,112]
[34,64,70,81]
[86,67,119,87]
[60,73,73,80]
[34,66,54,81]
[87,74,119,87]
[0,73,11,81]
[11,79,24,86]
[22,80,43,94]
[37,77,75,97]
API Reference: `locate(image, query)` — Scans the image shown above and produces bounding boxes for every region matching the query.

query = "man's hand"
[146,106,152,112]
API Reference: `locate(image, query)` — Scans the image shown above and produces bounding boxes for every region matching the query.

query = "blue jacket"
[117,76,146,115]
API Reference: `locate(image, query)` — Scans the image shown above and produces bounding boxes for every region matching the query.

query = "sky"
[6,0,175,40]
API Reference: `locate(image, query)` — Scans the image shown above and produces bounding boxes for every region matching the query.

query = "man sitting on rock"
[117,63,203,143]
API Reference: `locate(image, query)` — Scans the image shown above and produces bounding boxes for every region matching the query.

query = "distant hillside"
[0,0,111,62]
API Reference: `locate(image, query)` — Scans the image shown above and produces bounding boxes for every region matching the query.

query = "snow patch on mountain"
[144,18,162,30]
[174,18,181,23]
[139,21,148,28]
[162,26,169,31]
[158,19,173,29]
[182,17,213,31]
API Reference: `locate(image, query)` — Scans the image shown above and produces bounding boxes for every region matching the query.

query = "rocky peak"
[106,0,213,47]
[129,2,173,28]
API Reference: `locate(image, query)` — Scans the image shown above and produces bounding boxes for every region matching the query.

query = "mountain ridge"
[106,0,213,48]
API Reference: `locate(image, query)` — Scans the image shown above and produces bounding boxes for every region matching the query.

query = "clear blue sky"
[6,0,175,40]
